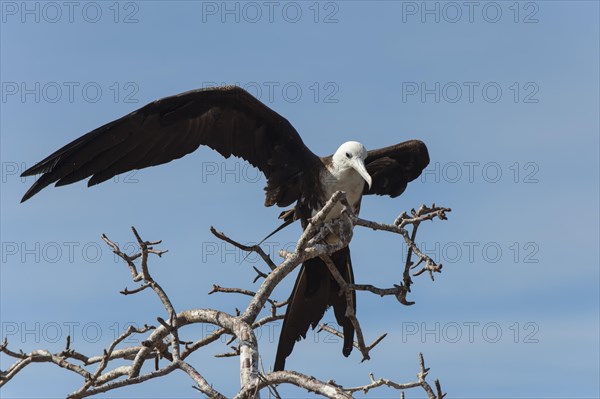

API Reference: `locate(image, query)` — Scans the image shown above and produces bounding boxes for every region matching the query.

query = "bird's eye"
[345,152,352,159]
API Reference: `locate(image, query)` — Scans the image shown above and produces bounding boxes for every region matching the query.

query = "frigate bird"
[19,86,430,371]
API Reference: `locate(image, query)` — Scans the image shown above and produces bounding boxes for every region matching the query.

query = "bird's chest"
[317,169,365,219]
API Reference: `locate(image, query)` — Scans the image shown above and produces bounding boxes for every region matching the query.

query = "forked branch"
[1,192,450,399]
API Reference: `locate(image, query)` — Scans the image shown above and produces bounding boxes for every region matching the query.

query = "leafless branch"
[320,254,371,361]
[343,353,445,399]
[211,226,278,271]
[318,324,387,354]
[1,191,450,399]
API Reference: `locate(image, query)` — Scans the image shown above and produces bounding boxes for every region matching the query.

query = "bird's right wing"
[21,86,321,206]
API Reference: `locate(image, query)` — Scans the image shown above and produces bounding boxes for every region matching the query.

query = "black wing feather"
[363,140,430,197]
[21,86,321,204]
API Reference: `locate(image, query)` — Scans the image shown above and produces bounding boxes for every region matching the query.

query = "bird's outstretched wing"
[363,140,430,197]
[20,86,321,205]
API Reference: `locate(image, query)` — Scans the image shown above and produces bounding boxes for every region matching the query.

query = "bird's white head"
[332,141,372,189]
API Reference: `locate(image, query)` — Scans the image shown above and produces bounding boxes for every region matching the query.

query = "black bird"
[20,86,430,370]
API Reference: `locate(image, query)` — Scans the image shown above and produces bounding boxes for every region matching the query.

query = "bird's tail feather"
[330,249,355,357]
[274,247,355,371]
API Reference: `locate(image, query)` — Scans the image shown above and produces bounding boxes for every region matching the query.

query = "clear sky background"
[1,1,598,398]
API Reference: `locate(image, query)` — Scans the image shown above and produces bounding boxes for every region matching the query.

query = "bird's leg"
[337,209,354,244]
[325,221,338,236]
[322,220,343,245]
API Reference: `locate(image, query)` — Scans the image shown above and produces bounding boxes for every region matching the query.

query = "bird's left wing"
[20,86,321,205]
[363,140,430,197]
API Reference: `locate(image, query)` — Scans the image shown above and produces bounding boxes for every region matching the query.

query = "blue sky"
[1,1,598,398]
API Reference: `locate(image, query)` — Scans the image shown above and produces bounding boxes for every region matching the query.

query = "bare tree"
[1,191,450,398]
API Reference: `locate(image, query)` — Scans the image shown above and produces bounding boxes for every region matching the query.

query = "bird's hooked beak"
[351,158,372,189]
